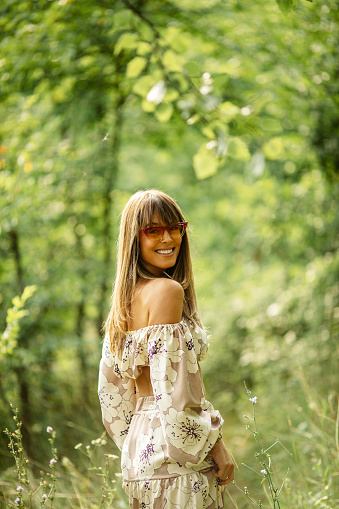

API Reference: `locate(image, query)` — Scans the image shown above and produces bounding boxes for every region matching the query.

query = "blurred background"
[0,0,338,507]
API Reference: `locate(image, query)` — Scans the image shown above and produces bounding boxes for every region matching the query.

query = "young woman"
[98,189,234,508]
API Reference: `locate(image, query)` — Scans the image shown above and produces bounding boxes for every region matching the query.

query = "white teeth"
[156,249,173,254]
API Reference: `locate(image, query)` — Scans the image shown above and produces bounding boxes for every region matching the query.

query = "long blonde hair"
[104,189,203,353]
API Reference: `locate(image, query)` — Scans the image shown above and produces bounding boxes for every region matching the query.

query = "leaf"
[184,61,201,77]
[133,75,155,97]
[155,103,173,123]
[114,32,139,55]
[141,100,156,112]
[137,41,152,56]
[276,0,298,13]
[260,118,282,133]
[162,51,184,73]
[163,89,179,102]
[163,27,190,53]
[227,138,251,161]
[193,145,219,179]
[21,285,37,303]
[219,101,240,120]
[262,137,284,159]
[126,57,147,79]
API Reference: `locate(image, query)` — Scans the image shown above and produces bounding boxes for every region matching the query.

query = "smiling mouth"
[155,248,175,255]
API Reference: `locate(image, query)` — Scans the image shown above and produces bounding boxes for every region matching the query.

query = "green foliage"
[0,286,37,358]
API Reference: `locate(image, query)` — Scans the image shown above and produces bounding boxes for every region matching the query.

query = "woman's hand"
[210,439,234,485]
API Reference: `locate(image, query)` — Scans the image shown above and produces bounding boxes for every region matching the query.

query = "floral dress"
[98,319,225,508]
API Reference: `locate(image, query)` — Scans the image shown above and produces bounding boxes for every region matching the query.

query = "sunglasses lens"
[169,224,184,239]
[145,227,163,241]
[143,223,187,241]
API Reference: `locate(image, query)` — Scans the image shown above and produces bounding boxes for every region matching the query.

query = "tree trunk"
[9,228,33,459]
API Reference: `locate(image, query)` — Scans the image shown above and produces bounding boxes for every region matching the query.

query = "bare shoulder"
[144,278,184,297]
[143,278,184,326]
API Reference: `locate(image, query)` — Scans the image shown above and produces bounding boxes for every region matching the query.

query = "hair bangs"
[138,193,183,229]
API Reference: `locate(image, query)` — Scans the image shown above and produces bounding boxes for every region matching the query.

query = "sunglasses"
[140,222,188,242]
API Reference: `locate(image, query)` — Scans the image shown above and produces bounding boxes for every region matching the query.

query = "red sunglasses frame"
[140,222,188,240]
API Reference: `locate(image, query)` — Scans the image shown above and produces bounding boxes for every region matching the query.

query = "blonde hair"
[104,189,203,353]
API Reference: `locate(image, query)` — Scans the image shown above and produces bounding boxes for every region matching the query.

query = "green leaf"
[114,32,139,55]
[141,100,156,112]
[12,296,22,309]
[133,75,155,97]
[184,61,201,77]
[163,88,179,102]
[137,42,152,56]
[219,102,240,120]
[260,118,282,133]
[162,51,184,73]
[126,57,147,79]
[263,137,284,159]
[276,0,297,13]
[163,27,190,53]
[155,103,173,123]
[21,285,37,303]
[227,138,251,161]
[193,145,220,179]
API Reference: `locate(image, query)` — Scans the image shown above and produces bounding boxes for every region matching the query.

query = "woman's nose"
[162,228,172,242]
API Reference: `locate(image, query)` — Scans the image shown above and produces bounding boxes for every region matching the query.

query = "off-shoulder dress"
[98,319,225,508]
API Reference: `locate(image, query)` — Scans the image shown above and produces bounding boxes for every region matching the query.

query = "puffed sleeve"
[98,334,136,451]
[147,321,223,468]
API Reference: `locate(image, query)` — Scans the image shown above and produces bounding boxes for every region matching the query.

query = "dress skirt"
[122,396,225,509]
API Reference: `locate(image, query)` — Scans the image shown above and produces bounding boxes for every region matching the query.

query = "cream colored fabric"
[98,319,225,508]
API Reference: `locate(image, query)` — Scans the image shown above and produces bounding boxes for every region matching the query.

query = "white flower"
[15,498,20,504]
[49,458,57,465]
[74,443,82,449]
[46,426,53,433]
[261,469,267,475]
[42,493,48,500]
[249,396,257,404]
[16,486,23,492]
[98,377,123,423]
[165,407,209,456]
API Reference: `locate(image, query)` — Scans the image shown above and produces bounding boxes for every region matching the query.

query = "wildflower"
[49,458,57,465]
[15,498,20,504]
[46,426,53,433]
[249,396,257,404]
[244,486,249,494]
[16,486,23,492]
[42,494,48,500]
[261,469,267,475]
[74,443,82,449]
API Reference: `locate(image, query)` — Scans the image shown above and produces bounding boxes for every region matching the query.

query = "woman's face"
[139,214,182,276]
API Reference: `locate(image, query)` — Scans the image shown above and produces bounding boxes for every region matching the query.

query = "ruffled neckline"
[127,319,187,335]
[104,318,209,380]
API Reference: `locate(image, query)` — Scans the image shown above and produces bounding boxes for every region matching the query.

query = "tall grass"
[1,373,337,509]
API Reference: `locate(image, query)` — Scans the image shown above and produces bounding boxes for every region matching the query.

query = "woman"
[98,189,234,508]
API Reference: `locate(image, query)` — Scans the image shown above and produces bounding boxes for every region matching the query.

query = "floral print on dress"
[98,319,224,508]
